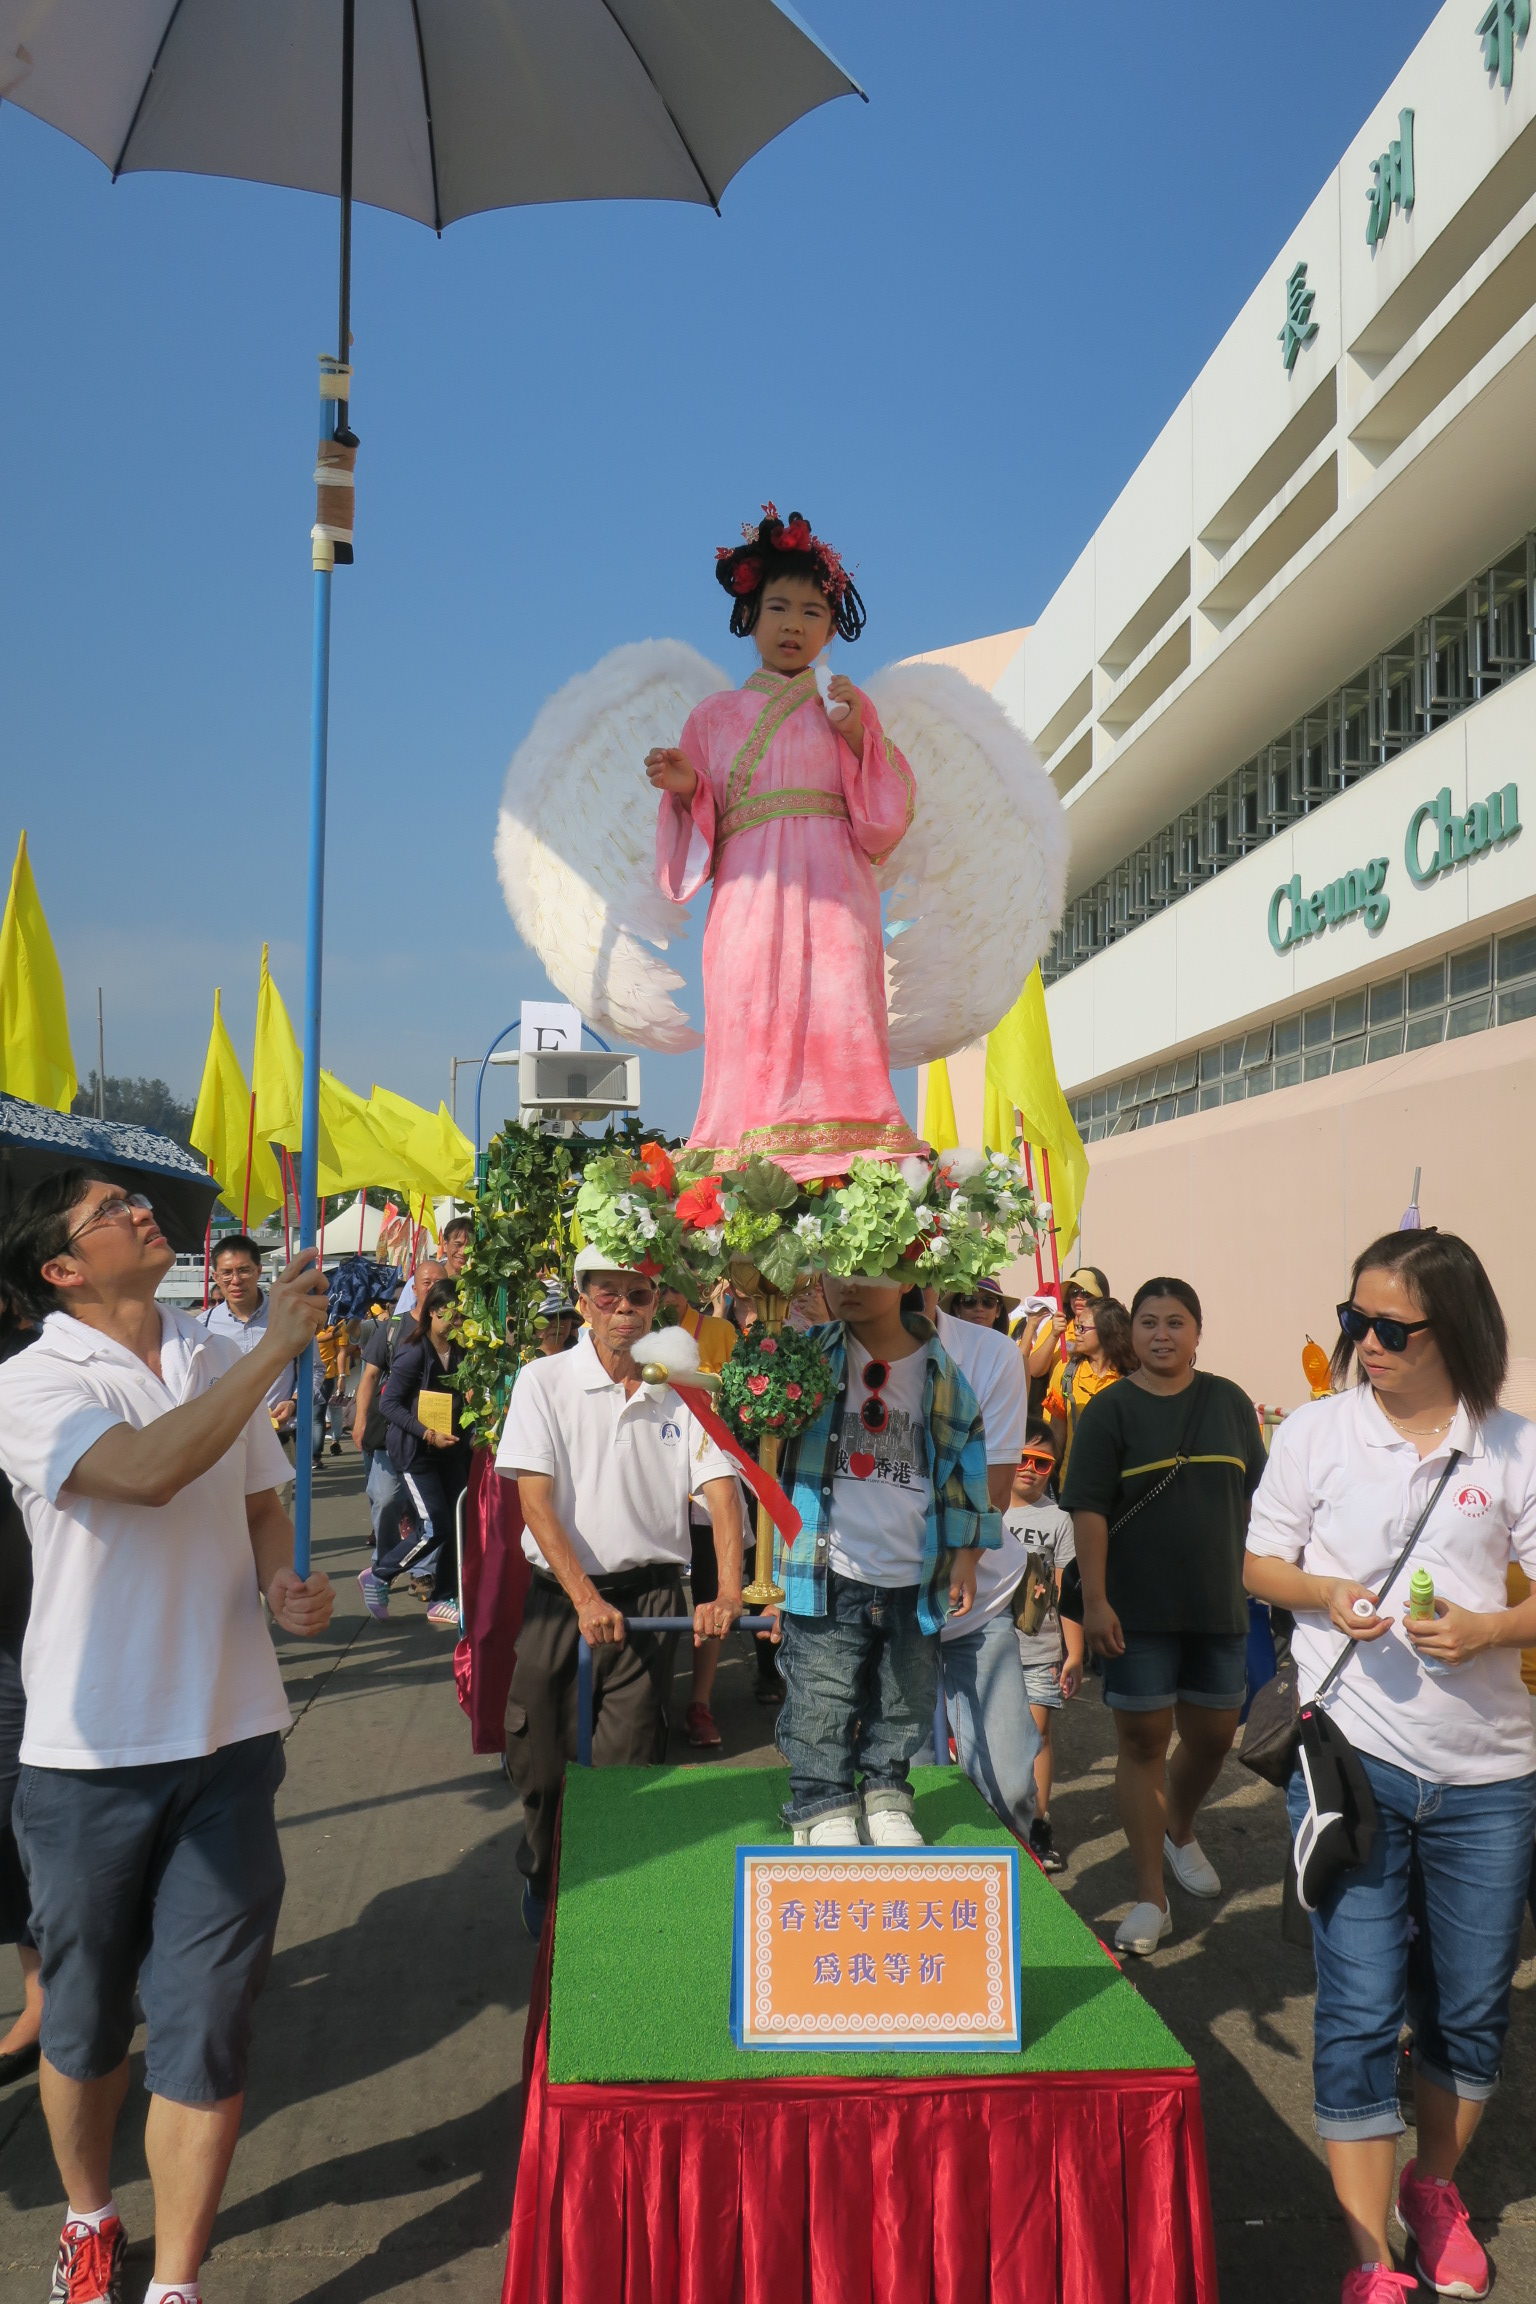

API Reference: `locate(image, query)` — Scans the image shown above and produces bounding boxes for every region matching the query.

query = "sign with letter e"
[730,1848,1020,2051]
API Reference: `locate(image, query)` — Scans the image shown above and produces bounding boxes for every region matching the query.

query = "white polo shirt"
[0,1307,295,1770]
[202,1291,299,1420]
[937,1311,1028,1466]
[495,1330,735,1577]
[1247,1385,1536,1785]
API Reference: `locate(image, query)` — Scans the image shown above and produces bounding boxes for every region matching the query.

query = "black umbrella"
[0,1093,220,1256]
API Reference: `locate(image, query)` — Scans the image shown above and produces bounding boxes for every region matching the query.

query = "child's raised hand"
[645,747,698,800]
[824,676,865,750]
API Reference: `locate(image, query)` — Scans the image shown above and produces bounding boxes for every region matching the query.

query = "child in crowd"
[773,1274,998,1845]
[1008,1422,1083,1874]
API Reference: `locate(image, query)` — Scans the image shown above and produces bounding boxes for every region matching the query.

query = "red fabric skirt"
[504,1925,1220,2304]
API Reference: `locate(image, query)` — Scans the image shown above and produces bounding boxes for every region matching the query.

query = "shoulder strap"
[1107,1375,1209,1536]
[1314,1448,1462,1706]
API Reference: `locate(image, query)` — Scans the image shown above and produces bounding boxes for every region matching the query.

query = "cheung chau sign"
[1267,783,1521,955]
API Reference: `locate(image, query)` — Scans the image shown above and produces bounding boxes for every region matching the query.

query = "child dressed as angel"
[645,506,925,1183]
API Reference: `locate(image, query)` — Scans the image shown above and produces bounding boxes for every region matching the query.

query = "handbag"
[1238,1449,1462,1789]
[1058,1376,1210,1623]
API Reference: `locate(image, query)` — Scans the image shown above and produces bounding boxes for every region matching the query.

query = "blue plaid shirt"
[774,1318,1000,1632]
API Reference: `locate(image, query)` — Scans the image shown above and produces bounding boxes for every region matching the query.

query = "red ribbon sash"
[668,1379,802,1548]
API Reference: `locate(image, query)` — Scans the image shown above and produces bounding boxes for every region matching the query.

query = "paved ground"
[1,1455,1533,2300]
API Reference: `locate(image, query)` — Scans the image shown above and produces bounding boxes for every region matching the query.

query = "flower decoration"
[718,1324,835,1448]
[676,1175,726,1229]
[630,1140,676,1195]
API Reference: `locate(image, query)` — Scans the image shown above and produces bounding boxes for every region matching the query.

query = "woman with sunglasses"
[1245,1231,1536,2304]
[1044,1296,1138,1476]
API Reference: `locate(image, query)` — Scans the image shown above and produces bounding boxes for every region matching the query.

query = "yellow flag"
[0,832,78,1113]
[191,991,282,1226]
[984,966,1089,1256]
[428,1100,476,1197]
[316,1072,400,1196]
[921,1058,960,1154]
[366,1085,450,1200]
[252,945,305,1151]
[982,1073,1014,1159]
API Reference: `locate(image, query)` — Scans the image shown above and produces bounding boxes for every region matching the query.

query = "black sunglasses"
[859,1359,891,1434]
[1337,1302,1432,1353]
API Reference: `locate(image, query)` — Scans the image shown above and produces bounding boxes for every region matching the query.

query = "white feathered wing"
[866,662,1068,1070]
[495,640,730,1053]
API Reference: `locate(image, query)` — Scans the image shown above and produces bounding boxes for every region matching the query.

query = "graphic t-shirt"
[828,1340,930,1589]
[1003,1500,1077,1666]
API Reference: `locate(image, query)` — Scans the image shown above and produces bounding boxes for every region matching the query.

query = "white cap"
[573,1242,647,1283]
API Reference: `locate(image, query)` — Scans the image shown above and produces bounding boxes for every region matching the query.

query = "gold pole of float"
[735,1266,789,1607]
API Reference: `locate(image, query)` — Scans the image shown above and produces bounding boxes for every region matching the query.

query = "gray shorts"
[14,1732,287,2103]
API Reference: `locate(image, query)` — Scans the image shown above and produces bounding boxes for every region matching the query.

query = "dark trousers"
[505,1567,683,1896]
[376,1452,469,1598]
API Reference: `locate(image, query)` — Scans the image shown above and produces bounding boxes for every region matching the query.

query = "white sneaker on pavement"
[1163,1833,1221,1897]
[1115,1900,1172,1956]
[792,1813,862,1846]
[865,1808,926,1847]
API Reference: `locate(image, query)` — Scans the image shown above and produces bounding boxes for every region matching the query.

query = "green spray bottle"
[1407,1568,1449,1675]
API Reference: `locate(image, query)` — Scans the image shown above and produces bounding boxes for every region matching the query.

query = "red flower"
[629,1140,676,1195]
[821,1174,849,1192]
[780,517,813,553]
[637,1255,663,1280]
[675,1176,725,1229]
[730,557,761,595]
[758,1337,778,1355]
[746,1374,769,1396]
[785,1382,803,1400]
[770,1412,785,1426]
[739,1404,754,1424]
[811,1392,825,1410]
[902,1239,924,1263]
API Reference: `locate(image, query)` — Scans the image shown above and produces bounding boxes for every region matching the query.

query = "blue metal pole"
[293,517,334,1580]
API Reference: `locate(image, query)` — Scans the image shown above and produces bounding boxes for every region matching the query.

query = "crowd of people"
[0,1161,1533,2304]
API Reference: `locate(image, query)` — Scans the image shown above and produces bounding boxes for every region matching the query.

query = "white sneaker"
[792,1812,861,1846]
[865,1808,926,1847]
[1115,1900,1172,1956]
[1163,1833,1221,1897]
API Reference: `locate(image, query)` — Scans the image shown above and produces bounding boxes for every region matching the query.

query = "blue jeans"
[915,1612,1040,1835]
[1285,1753,1536,2140]
[776,1572,938,1827]
[363,1448,410,1563]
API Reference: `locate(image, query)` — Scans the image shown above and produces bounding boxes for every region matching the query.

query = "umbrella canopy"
[0,0,862,225]
[0,1092,220,1255]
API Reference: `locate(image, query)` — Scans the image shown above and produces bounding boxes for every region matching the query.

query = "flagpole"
[202,1158,214,1309]
[1020,1141,1046,1290]
[1039,1146,1065,1349]
[293,509,334,1584]
[240,1090,257,1230]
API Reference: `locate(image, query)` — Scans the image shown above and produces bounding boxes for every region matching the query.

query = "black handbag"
[1238,1449,1462,1789]
[1058,1376,1210,1624]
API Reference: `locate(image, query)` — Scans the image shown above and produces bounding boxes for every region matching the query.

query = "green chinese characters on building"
[1479,0,1530,92]
[1366,109,1415,247]
[1405,784,1522,886]
[1279,262,1318,374]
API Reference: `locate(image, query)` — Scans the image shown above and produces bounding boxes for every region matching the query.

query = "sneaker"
[406,1577,434,1602]
[1397,2160,1489,2298]
[754,1675,784,1705]
[329,1440,343,1456]
[427,1600,460,1628]
[1029,1816,1067,1875]
[1114,1900,1172,1956]
[792,1812,862,1846]
[1341,2270,1418,2303]
[1164,1833,1221,1897]
[865,1807,926,1847]
[356,1569,389,1621]
[51,2214,126,2304]
[520,1880,546,1942]
[684,1701,722,1749]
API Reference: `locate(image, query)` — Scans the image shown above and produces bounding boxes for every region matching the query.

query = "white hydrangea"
[794,1213,825,1241]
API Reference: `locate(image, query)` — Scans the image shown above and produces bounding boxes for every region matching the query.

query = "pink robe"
[656,666,924,1181]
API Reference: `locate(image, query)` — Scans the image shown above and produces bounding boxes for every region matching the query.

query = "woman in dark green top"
[1062,1277,1268,1958]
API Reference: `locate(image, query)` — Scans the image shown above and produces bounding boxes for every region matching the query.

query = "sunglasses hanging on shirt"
[858,1359,891,1435]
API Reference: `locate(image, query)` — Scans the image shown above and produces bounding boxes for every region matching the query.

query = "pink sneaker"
[1396,2161,1489,2298]
[1341,2270,1416,2304]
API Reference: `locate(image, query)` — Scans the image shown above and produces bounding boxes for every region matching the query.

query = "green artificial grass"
[547,1765,1191,2084]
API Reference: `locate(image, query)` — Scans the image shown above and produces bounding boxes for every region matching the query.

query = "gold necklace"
[1372,1392,1455,1437]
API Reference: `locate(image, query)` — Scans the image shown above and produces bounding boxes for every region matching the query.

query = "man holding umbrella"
[0,1167,333,2304]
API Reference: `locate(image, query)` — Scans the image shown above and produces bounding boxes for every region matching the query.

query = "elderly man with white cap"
[495,1245,744,1935]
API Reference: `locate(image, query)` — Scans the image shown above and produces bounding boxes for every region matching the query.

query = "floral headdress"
[714,503,866,641]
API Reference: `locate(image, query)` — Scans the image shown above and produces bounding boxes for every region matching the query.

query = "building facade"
[936,0,1536,1407]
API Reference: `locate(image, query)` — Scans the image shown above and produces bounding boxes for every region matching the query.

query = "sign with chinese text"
[730,1848,1021,2052]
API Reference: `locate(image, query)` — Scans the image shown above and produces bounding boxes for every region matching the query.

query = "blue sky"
[2,0,1440,1145]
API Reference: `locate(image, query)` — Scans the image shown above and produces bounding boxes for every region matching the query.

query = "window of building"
[1068,926,1536,1142]
[1044,530,1536,987]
